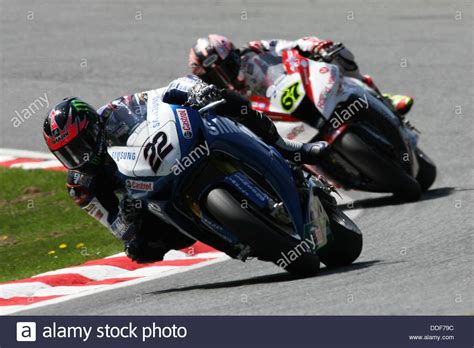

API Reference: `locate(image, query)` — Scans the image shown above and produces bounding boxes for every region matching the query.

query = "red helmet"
[189,34,241,89]
[43,97,103,170]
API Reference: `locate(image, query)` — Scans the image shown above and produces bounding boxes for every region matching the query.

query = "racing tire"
[206,188,320,277]
[318,205,363,267]
[415,147,437,191]
[335,131,422,202]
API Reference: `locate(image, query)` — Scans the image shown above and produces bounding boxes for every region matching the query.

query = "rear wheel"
[205,188,320,276]
[335,131,421,202]
[319,205,363,267]
[415,147,437,191]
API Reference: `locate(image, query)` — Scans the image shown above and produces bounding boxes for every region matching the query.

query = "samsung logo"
[206,118,251,137]
[111,151,136,161]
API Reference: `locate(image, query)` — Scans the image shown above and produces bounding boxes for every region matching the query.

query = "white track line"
[0,256,230,315]
[0,283,51,299]
[120,266,182,278]
[34,265,133,281]
[0,148,56,160]
[34,285,112,297]
[11,160,62,169]
[0,305,23,313]
[0,155,15,162]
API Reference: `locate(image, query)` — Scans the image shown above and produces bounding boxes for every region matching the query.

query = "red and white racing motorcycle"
[248,44,436,201]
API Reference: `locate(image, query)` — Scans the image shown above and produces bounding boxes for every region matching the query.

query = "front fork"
[303,185,331,253]
[288,164,333,253]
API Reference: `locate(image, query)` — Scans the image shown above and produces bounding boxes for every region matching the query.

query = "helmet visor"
[52,123,100,169]
[202,66,233,88]
[202,52,240,89]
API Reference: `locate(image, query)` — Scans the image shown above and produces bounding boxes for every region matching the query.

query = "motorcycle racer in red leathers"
[189,35,414,116]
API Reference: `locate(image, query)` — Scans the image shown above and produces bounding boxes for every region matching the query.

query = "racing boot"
[124,212,195,264]
[361,75,414,116]
[125,238,167,264]
[274,138,328,164]
[383,93,414,116]
[362,75,413,116]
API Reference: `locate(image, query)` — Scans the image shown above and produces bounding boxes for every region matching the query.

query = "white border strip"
[0,148,55,160]
[0,255,231,315]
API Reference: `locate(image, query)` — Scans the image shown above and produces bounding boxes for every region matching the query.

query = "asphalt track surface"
[1,0,472,315]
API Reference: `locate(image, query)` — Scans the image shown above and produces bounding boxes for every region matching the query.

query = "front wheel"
[415,147,437,191]
[205,188,320,276]
[319,205,363,267]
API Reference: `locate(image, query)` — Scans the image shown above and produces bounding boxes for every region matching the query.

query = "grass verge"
[0,167,123,283]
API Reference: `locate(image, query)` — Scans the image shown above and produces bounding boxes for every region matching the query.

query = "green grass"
[0,167,123,283]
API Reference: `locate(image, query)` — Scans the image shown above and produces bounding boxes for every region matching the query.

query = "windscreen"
[243,52,286,97]
[104,99,147,147]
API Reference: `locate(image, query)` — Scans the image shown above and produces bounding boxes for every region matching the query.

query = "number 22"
[143,131,173,172]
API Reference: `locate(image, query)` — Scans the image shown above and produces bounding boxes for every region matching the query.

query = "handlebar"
[198,99,227,114]
[314,42,345,63]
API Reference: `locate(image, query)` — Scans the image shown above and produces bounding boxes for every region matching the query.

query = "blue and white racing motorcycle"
[107,91,362,275]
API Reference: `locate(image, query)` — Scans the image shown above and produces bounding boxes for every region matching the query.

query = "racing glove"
[114,193,143,241]
[309,40,335,59]
[186,81,223,109]
[119,193,143,224]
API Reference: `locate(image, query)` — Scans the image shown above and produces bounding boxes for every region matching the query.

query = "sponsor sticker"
[71,172,92,186]
[280,81,302,111]
[176,109,193,139]
[110,216,128,239]
[126,179,154,192]
[94,209,104,220]
[287,124,305,140]
[83,202,96,213]
[202,54,218,68]
[84,201,105,219]
[150,119,161,128]
[110,151,136,162]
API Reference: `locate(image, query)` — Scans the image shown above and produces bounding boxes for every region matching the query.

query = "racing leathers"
[66,75,326,263]
[237,37,413,115]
